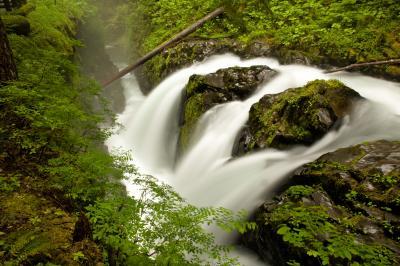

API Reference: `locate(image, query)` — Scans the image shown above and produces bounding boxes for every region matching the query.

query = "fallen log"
[102,7,225,87]
[324,59,400,74]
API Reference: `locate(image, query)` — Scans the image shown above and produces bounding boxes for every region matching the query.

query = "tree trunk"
[102,7,225,87]
[0,16,18,83]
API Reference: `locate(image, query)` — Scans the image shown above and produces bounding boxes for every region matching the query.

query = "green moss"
[2,15,31,35]
[247,79,360,150]
[16,3,36,16]
[284,185,315,200]
[185,75,207,97]
[180,93,206,150]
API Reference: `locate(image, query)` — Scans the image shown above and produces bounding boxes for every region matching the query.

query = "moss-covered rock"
[179,65,277,151]
[0,177,103,265]
[243,140,400,265]
[2,15,30,36]
[135,38,283,93]
[136,38,244,93]
[235,79,362,153]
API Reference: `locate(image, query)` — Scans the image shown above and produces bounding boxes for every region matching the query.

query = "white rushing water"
[107,54,400,265]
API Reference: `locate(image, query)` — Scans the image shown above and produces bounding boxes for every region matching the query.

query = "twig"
[324,59,400,74]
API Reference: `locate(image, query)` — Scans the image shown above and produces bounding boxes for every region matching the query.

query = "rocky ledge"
[137,38,399,94]
[234,79,362,154]
[243,140,400,265]
[179,65,277,152]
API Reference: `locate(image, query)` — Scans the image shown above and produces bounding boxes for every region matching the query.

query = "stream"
[106,54,400,265]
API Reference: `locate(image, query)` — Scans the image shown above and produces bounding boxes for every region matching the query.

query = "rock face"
[243,140,400,265]
[137,37,399,94]
[179,65,277,151]
[235,79,362,154]
[136,39,281,94]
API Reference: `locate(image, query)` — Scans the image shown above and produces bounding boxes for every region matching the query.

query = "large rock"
[136,39,280,94]
[179,65,277,151]
[243,140,400,265]
[235,79,362,154]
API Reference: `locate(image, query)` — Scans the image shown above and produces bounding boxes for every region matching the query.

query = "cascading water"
[107,54,400,265]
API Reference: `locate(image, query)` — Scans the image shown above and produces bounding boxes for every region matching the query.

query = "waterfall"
[106,54,400,265]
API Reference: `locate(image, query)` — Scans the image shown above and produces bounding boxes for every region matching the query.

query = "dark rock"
[235,79,362,154]
[179,65,277,152]
[136,38,279,94]
[137,38,245,93]
[73,212,92,242]
[244,140,400,265]
[277,49,312,65]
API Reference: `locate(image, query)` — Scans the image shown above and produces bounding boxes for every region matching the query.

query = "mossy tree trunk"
[0,16,18,84]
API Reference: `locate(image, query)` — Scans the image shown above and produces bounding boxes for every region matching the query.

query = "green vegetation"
[272,201,396,265]
[181,93,207,150]
[245,141,400,265]
[0,0,254,265]
[123,0,399,81]
[87,174,255,265]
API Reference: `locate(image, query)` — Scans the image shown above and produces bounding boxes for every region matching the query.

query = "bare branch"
[324,59,400,74]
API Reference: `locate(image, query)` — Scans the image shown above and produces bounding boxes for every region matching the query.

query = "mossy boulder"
[179,65,277,152]
[243,140,400,265]
[235,79,362,153]
[2,15,31,36]
[0,176,103,265]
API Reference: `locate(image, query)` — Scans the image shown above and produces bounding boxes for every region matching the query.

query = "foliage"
[1,1,255,265]
[272,202,396,265]
[284,185,314,200]
[126,0,400,76]
[87,173,255,265]
[0,175,21,193]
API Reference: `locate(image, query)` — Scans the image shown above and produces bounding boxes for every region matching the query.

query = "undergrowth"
[0,0,253,265]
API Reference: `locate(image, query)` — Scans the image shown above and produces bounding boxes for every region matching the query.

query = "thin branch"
[324,59,400,74]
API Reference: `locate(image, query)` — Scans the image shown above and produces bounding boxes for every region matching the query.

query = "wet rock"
[235,79,362,154]
[243,140,400,265]
[179,65,277,152]
[137,38,245,93]
[277,49,312,65]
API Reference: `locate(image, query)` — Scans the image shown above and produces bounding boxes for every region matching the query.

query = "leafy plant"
[87,174,254,265]
[0,175,20,193]
[272,203,396,265]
